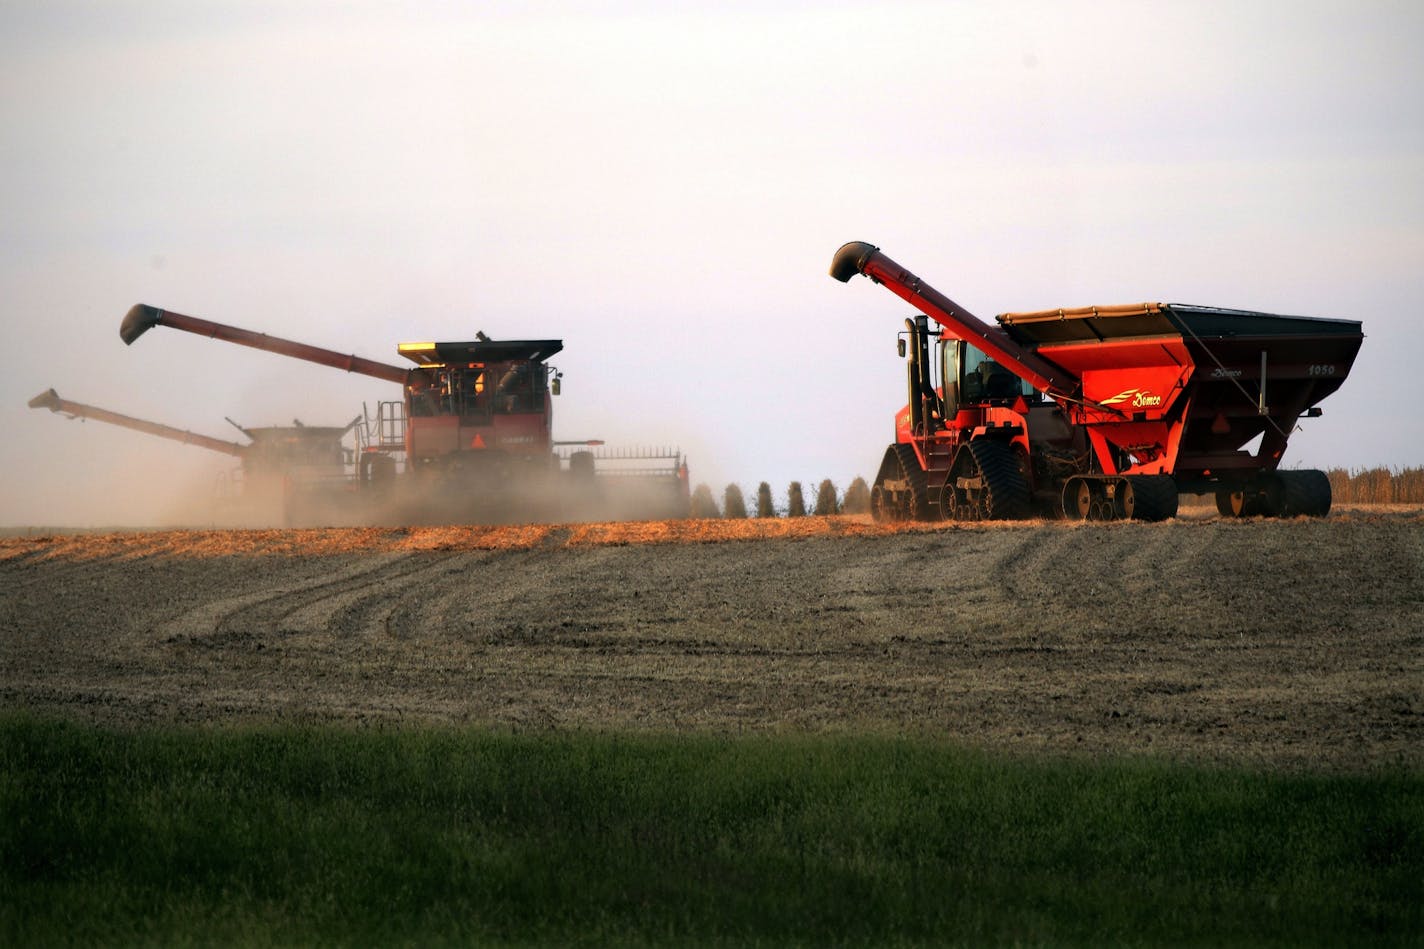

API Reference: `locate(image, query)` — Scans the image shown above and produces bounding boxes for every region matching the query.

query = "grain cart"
[119,305,689,522]
[830,242,1362,521]
[28,387,360,523]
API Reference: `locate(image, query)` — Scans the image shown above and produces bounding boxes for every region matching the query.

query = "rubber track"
[892,443,931,520]
[967,440,1030,520]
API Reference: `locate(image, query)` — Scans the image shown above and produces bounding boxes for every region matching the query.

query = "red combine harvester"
[28,387,359,523]
[119,305,689,523]
[830,242,1362,521]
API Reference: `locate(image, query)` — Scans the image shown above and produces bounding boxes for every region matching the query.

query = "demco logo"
[1102,388,1163,409]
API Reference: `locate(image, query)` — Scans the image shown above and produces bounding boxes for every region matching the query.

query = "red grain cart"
[830,242,1362,521]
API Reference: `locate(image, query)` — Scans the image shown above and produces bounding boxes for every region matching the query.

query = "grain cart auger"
[830,242,1362,521]
[119,304,689,522]
[29,387,361,524]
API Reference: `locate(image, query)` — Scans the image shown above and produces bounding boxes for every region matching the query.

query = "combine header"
[29,388,359,524]
[118,305,689,523]
[830,242,1362,521]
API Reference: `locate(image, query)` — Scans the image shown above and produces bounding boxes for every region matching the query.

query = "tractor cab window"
[960,344,1035,402]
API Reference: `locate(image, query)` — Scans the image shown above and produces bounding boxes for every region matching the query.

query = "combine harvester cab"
[27,388,359,525]
[119,304,688,524]
[830,242,1362,521]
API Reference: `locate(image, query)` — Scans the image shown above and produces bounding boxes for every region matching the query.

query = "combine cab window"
[492,361,545,414]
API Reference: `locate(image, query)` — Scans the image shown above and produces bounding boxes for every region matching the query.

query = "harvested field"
[3,509,1421,771]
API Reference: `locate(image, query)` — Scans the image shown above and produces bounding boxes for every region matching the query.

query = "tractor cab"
[902,314,1041,435]
[942,339,1039,415]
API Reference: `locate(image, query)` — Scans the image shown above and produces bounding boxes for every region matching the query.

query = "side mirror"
[897,338,906,358]
[552,374,562,396]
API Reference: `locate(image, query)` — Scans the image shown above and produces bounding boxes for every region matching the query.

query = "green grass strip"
[2,714,1420,947]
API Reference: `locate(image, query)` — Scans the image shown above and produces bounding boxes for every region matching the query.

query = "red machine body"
[831,242,1363,521]
[118,304,689,522]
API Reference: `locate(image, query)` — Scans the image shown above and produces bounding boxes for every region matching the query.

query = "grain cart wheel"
[1064,477,1094,520]
[1279,469,1332,517]
[1119,475,1179,522]
[1216,487,1261,518]
[1216,478,1283,518]
[946,440,1030,520]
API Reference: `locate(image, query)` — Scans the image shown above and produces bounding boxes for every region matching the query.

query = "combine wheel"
[944,440,1030,520]
[569,450,597,484]
[1119,475,1178,522]
[1279,469,1332,517]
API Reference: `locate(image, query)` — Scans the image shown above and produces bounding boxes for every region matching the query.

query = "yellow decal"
[1102,388,1163,408]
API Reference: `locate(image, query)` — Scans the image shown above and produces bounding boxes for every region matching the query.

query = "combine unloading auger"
[831,242,1362,521]
[28,388,364,526]
[29,388,248,457]
[119,304,689,523]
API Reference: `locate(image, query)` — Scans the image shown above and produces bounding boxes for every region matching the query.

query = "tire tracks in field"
[379,529,577,641]
[158,552,489,647]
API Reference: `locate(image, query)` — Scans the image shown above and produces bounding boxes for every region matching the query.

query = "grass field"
[4,715,1420,947]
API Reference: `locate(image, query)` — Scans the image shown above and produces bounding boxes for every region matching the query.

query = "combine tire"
[870,444,929,522]
[944,439,1029,520]
[1279,469,1332,517]
[569,450,597,484]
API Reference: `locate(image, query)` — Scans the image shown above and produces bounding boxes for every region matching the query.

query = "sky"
[2,0,1421,526]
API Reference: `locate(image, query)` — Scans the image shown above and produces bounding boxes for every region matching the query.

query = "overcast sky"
[3,0,1421,525]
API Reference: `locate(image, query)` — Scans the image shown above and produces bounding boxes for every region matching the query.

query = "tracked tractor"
[830,242,1362,521]
[118,305,689,523]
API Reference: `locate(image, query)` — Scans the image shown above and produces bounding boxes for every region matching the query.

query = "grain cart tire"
[1217,476,1285,518]
[1120,475,1178,522]
[1216,487,1263,518]
[1279,469,1332,518]
[946,439,1030,521]
[1063,477,1093,520]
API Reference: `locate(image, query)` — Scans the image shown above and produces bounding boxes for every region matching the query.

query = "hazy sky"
[3,1,1421,525]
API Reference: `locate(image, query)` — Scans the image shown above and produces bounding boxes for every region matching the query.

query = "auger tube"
[29,388,248,457]
[829,242,1079,399]
[120,304,412,387]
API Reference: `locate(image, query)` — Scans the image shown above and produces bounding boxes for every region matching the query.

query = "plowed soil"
[3,510,1421,770]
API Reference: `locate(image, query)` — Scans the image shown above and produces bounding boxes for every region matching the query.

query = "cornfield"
[1325,466,1424,505]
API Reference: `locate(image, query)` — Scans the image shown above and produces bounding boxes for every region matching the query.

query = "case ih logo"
[1102,388,1164,408]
